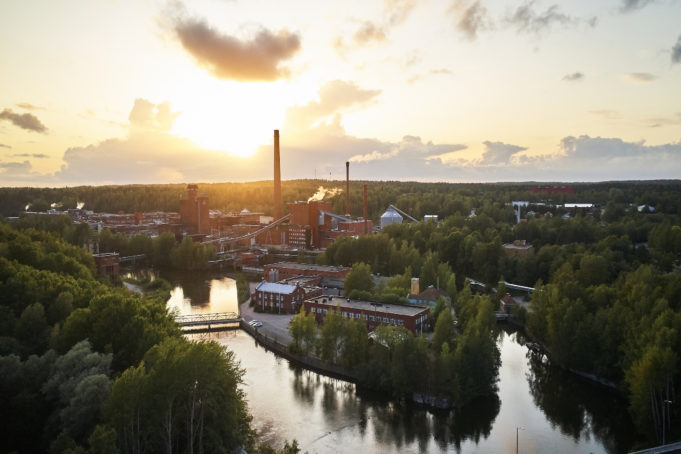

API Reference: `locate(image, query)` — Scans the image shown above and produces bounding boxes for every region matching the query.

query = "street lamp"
[516,426,524,454]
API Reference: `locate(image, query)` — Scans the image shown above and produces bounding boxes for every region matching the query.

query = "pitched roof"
[409,287,449,302]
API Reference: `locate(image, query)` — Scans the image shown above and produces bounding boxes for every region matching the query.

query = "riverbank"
[503,318,621,392]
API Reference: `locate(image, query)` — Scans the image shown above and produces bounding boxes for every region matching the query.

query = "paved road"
[240,298,294,344]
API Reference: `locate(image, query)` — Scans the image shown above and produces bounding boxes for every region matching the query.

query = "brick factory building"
[503,240,534,258]
[264,261,350,282]
[253,281,308,313]
[180,184,209,234]
[530,186,574,195]
[304,295,430,335]
[93,252,120,280]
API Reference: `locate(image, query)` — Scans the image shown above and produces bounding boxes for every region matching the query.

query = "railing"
[175,312,240,327]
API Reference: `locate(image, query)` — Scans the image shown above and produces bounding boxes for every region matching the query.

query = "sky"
[0,0,680,186]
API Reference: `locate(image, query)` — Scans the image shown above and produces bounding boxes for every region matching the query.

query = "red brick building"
[180,184,209,234]
[254,281,307,313]
[264,262,350,282]
[93,252,120,280]
[503,240,534,258]
[304,296,430,335]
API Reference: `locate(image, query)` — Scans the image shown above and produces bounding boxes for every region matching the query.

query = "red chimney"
[363,184,368,234]
[345,161,350,217]
[274,130,282,220]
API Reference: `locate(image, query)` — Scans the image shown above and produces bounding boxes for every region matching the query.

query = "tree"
[432,308,455,353]
[288,307,317,355]
[317,308,345,364]
[343,262,374,297]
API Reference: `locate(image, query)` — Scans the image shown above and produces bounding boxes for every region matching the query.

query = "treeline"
[527,264,681,442]
[98,229,215,270]
[3,180,680,220]
[288,288,499,406]
[0,221,263,453]
[315,185,681,444]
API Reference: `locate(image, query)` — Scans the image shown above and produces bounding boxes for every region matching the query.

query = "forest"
[288,277,500,407]
[2,179,680,221]
[2,179,681,447]
[0,220,302,454]
[310,182,681,444]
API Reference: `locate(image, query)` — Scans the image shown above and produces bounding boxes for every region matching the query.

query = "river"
[158,271,640,453]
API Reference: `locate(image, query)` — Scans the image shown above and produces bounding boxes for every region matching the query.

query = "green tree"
[432,308,455,353]
[343,262,374,297]
[288,306,317,355]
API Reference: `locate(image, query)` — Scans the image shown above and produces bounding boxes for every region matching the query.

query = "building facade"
[264,261,350,282]
[304,296,430,335]
[254,281,307,313]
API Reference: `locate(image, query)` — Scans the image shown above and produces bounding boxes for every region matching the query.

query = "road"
[240,298,294,345]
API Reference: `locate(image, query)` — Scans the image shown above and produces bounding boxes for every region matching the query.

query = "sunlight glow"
[170,79,302,157]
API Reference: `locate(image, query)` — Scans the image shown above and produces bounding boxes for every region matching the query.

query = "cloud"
[450,0,491,41]
[672,35,681,64]
[167,4,300,81]
[128,98,179,131]
[384,0,418,26]
[480,141,528,164]
[622,72,656,83]
[562,72,584,81]
[353,21,387,45]
[620,0,655,13]
[0,160,47,182]
[16,102,45,111]
[349,148,399,163]
[0,109,48,133]
[12,153,49,159]
[283,80,381,134]
[0,144,11,149]
[505,1,581,34]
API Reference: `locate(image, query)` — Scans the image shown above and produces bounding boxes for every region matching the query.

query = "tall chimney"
[363,184,368,234]
[345,161,350,217]
[274,130,282,220]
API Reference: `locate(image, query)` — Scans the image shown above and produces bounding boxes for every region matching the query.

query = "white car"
[249,320,263,328]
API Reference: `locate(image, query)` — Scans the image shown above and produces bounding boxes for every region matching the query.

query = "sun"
[170,80,290,158]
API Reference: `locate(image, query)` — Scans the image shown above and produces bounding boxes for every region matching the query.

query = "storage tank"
[380,207,403,228]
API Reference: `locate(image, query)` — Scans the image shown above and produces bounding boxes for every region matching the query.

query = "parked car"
[249,320,263,328]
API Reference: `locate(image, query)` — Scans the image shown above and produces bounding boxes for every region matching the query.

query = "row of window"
[309,306,405,326]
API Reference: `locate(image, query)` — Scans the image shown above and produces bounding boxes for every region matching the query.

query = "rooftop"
[267,261,350,273]
[255,282,299,295]
[307,295,429,316]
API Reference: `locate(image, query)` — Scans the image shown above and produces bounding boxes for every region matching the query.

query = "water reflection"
[525,349,638,453]
[165,275,238,315]
[166,271,641,453]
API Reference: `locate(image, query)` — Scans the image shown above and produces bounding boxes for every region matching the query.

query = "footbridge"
[201,214,291,246]
[175,312,241,330]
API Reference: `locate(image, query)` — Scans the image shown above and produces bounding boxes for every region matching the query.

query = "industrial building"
[253,281,312,313]
[503,240,534,258]
[264,261,350,282]
[180,184,209,234]
[304,295,430,335]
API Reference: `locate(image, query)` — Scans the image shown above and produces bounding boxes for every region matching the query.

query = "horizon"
[1,0,680,186]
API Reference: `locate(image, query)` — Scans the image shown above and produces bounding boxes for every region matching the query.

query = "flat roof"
[503,243,533,250]
[307,295,429,316]
[267,261,350,273]
[255,282,298,294]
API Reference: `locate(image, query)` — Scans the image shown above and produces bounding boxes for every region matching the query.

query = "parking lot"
[239,299,294,344]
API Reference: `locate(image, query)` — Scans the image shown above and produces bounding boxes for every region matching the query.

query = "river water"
[161,272,640,453]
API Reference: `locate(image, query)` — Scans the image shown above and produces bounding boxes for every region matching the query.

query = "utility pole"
[516,426,524,454]
[663,399,672,444]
